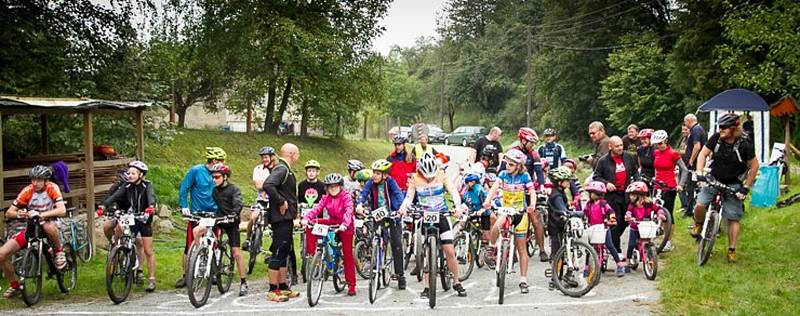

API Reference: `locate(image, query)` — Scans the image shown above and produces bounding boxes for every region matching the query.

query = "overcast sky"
[371,0,447,55]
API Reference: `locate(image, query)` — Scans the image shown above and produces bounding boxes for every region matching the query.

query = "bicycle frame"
[495,207,520,274]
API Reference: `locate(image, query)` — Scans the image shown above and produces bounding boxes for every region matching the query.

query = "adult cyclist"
[387,135,416,192]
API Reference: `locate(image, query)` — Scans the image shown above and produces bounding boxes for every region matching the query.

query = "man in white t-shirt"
[245,146,276,248]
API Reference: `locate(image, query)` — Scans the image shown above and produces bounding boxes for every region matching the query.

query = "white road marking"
[374,287,394,303]
[482,286,497,302]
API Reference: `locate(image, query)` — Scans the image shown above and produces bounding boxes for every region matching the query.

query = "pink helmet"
[625,181,649,194]
[585,181,607,194]
[637,128,655,139]
[517,127,539,143]
[504,148,528,165]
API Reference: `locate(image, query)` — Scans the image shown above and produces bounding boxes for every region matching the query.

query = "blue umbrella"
[698,89,768,112]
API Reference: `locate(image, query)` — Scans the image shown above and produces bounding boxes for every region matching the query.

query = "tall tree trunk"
[177,105,188,128]
[273,76,293,134]
[263,75,278,133]
[300,99,309,137]
[336,113,342,138]
[362,110,368,140]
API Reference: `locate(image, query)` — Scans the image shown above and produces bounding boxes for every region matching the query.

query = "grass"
[0,129,392,309]
[658,181,800,315]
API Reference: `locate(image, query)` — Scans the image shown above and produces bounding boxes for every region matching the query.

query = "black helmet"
[481,145,498,158]
[322,173,344,185]
[259,146,276,156]
[29,165,52,180]
[392,134,408,144]
[543,128,557,136]
[717,113,740,129]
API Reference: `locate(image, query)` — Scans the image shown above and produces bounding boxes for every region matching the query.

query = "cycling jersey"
[13,182,63,211]
[462,184,487,213]
[179,164,218,213]
[496,170,533,235]
[537,142,567,168]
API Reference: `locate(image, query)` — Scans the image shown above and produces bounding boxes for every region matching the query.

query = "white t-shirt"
[252,164,271,201]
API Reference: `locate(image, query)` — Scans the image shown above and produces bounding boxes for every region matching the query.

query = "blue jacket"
[179,164,218,213]
[358,177,405,212]
[463,184,487,214]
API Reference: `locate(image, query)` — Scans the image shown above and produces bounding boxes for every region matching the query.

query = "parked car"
[408,124,446,144]
[388,126,412,140]
[445,126,487,147]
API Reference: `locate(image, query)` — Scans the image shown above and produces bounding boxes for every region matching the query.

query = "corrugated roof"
[0,96,150,110]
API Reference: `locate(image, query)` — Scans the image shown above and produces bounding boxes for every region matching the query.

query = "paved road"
[11,146,660,315]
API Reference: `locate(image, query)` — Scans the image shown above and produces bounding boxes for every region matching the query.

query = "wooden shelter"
[0,96,149,244]
[770,96,799,185]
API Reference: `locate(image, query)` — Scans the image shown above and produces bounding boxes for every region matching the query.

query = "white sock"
[519,276,527,284]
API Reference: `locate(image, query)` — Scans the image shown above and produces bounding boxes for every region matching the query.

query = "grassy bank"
[659,184,800,314]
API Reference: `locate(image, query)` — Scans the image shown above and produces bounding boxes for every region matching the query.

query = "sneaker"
[453,283,467,297]
[281,289,300,298]
[55,250,67,270]
[662,241,674,252]
[3,287,20,299]
[519,282,529,294]
[146,280,156,292]
[410,266,419,276]
[135,270,145,285]
[539,251,550,262]
[175,276,186,288]
[239,283,248,297]
[347,287,356,296]
[690,224,702,237]
[420,288,429,298]
[291,275,298,286]
[616,266,625,277]
[268,290,289,302]
[727,250,737,263]
[397,276,407,290]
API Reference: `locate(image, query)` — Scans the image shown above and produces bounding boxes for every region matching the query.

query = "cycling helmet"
[651,130,669,144]
[547,166,572,182]
[355,169,373,182]
[392,134,408,144]
[347,159,364,171]
[637,128,655,139]
[481,145,498,159]
[585,181,607,194]
[322,173,344,185]
[210,163,232,176]
[259,146,276,156]
[625,181,649,194]
[504,148,528,165]
[717,113,740,129]
[29,165,52,180]
[371,159,392,173]
[563,159,577,170]
[304,160,321,170]
[417,153,439,178]
[464,173,481,184]
[517,127,539,143]
[128,160,149,175]
[206,147,227,160]
[543,128,557,136]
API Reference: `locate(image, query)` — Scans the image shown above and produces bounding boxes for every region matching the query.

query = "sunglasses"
[212,175,223,179]
[507,162,517,167]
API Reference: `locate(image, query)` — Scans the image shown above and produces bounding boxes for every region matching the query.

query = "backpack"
[713,135,748,163]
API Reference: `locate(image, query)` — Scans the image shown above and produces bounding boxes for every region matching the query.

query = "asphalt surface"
[9,145,660,315]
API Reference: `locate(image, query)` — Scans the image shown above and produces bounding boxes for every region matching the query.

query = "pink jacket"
[304,191,355,231]
[583,199,613,226]
[625,202,663,230]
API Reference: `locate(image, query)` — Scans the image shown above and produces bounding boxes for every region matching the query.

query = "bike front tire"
[187,246,214,308]
[105,246,134,304]
[550,240,599,298]
[307,249,325,307]
[20,246,43,306]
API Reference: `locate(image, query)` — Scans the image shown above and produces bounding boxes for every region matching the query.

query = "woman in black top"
[208,164,248,297]
[637,129,656,179]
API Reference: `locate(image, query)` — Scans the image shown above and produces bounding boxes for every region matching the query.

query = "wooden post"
[0,112,4,237]
[40,114,49,155]
[135,109,145,160]
[83,111,95,246]
[785,117,792,184]
[246,93,253,134]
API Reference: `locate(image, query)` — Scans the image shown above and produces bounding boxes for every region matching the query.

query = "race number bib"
[311,224,329,237]
[569,218,584,231]
[496,207,517,216]
[119,214,135,226]
[372,207,388,221]
[423,212,439,224]
[199,217,216,227]
[301,208,313,218]
[354,219,364,228]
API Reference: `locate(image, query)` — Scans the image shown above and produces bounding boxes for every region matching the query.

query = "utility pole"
[440,56,445,128]
[526,28,532,128]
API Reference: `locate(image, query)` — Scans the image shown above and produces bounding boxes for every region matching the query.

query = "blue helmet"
[464,173,481,184]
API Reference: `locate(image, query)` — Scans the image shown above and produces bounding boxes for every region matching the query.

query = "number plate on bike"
[301,208,312,217]
[423,211,439,224]
[311,224,329,236]
[354,219,364,228]
[372,207,388,221]
[199,217,216,227]
[119,214,135,226]
[497,207,517,216]
[569,218,583,231]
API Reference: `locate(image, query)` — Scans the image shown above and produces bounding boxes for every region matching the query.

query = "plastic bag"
[751,165,780,207]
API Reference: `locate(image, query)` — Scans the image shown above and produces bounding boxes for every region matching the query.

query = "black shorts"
[268,223,293,269]
[218,220,241,248]
[132,222,153,238]
[479,215,492,230]
[422,214,454,245]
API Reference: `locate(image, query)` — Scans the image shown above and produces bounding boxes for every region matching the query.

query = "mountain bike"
[105,208,148,304]
[306,221,345,307]
[17,209,77,306]
[493,206,521,305]
[184,212,236,308]
[354,213,374,280]
[246,203,267,275]
[367,207,398,303]
[546,210,600,298]
[59,207,93,263]
[642,176,674,253]
[695,176,736,266]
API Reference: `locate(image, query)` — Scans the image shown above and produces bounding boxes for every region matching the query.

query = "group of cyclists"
[0,112,759,307]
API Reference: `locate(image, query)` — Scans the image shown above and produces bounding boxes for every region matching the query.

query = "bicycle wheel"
[551,240,599,298]
[20,246,42,307]
[286,255,296,291]
[630,249,640,271]
[57,244,78,293]
[368,244,380,303]
[187,246,214,308]
[333,255,345,293]
[105,246,133,304]
[498,238,508,304]
[307,249,325,307]
[426,236,437,309]
[526,224,536,258]
[300,236,308,283]
[247,226,262,275]
[77,223,93,262]
[355,240,372,279]
[454,233,474,282]
[415,232,424,282]
[403,231,412,270]
[696,210,720,266]
[382,245,392,287]
[216,240,234,294]
[643,243,658,280]
[655,207,673,253]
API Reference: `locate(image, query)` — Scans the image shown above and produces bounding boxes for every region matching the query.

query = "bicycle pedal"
[544,268,553,278]
[548,281,556,291]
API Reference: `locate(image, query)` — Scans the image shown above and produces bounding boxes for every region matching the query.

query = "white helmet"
[651,130,669,144]
[417,152,438,178]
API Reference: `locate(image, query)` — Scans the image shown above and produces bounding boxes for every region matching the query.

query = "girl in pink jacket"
[301,173,357,295]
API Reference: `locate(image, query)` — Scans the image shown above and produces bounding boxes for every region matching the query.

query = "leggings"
[661,190,677,224]
[626,230,640,259]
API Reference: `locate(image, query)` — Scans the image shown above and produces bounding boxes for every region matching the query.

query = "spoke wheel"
[425,237,437,309]
[187,246,214,308]
[57,244,78,293]
[20,246,42,307]
[368,243,380,303]
[696,211,719,266]
[307,249,325,307]
[550,240,599,298]
[355,240,372,279]
[498,239,508,304]
[247,227,262,275]
[454,233,474,281]
[216,240,234,294]
[654,208,673,253]
[643,243,658,280]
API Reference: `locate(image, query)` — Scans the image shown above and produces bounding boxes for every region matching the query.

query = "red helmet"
[585,181,607,194]
[637,128,655,139]
[563,159,577,170]
[625,181,649,194]
[210,163,232,176]
[517,127,539,143]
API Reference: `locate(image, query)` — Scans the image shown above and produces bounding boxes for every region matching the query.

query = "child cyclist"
[623,181,665,272]
[400,153,467,298]
[462,173,494,240]
[207,164,249,296]
[301,173,357,295]
[583,181,625,277]
[343,159,365,199]
[483,149,538,294]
